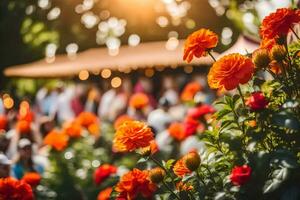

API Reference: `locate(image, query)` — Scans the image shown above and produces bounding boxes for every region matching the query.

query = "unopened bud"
[271,45,287,62]
[183,151,201,171]
[252,49,271,69]
[149,167,165,184]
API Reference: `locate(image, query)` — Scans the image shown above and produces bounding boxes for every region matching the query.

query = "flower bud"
[183,151,201,171]
[271,45,287,62]
[252,49,271,69]
[149,167,165,184]
[139,140,158,157]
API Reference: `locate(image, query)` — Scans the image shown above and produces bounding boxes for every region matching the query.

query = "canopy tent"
[4,36,259,78]
[4,40,216,78]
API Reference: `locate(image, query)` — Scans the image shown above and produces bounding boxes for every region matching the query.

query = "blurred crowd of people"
[0,74,217,182]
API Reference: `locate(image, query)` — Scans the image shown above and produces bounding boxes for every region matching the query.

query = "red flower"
[260,8,300,39]
[187,104,215,119]
[115,168,156,200]
[0,115,8,131]
[246,92,268,111]
[230,165,252,186]
[183,117,200,137]
[22,172,41,187]
[93,164,117,185]
[0,177,34,200]
[97,187,112,200]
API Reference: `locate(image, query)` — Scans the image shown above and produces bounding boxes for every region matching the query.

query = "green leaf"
[164,159,175,170]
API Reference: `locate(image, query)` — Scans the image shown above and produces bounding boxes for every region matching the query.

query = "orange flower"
[114,115,134,129]
[88,123,100,136]
[97,187,113,200]
[63,121,82,138]
[16,120,31,134]
[44,130,69,151]
[176,181,193,191]
[260,37,277,51]
[0,177,34,200]
[94,164,117,185]
[113,121,154,152]
[208,53,254,91]
[139,140,158,156]
[260,8,300,39]
[76,112,98,128]
[129,93,149,110]
[269,61,282,74]
[180,81,202,102]
[22,172,41,187]
[168,122,186,141]
[115,168,156,200]
[183,29,218,63]
[0,115,8,131]
[173,157,192,178]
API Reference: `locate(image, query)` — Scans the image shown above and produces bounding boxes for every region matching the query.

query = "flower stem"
[162,181,181,200]
[149,156,176,187]
[188,191,197,200]
[208,51,217,62]
[290,26,300,40]
[237,85,245,107]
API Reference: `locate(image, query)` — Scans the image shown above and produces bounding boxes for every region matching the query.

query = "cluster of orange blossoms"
[183,8,299,92]
[43,112,100,151]
[129,93,149,110]
[0,177,34,200]
[115,168,156,200]
[113,121,154,152]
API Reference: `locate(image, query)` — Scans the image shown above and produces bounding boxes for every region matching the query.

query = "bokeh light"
[101,69,112,79]
[111,77,122,88]
[3,96,14,109]
[79,70,89,80]
[145,68,155,77]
